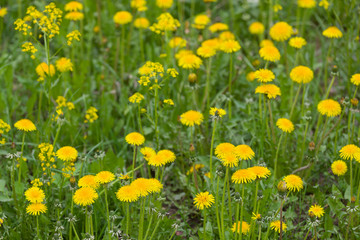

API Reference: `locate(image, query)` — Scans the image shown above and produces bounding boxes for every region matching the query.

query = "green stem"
[203,209,207,240]
[350,159,353,201]
[215,177,222,238]
[299,121,309,167]
[209,120,217,187]
[105,187,110,239]
[228,54,233,120]
[37,215,40,239]
[267,99,276,144]
[139,29,144,62]
[239,184,245,240]
[203,58,212,111]
[72,223,80,240]
[273,133,284,182]
[154,87,159,150]
[126,202,130,235]
[138,197,146,240]
[18,132,26,183]
[221,168,229,239]
[121,25,125,84]
[325,75,335,99]
[132,146,138,180]
[289,84,302,120]
[138,104,144,135]
[303,228,311,240]
[149,217,161,240]
[53,124,62,147]
[144,208,154,239]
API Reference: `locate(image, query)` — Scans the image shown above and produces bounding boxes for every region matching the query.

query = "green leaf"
[15,182,24,196]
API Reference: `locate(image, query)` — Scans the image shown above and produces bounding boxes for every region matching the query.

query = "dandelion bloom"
[208,23,228,33]
[219,153,239,168]
[78,175,99,189]
[209,107,226,118]
[283,174,303,192]
[231,221,250,234]
[56,57,73,72]
[289,37,307,49]
[331,160,347,176]
[234,145,255,160]
[339,144,360,161]
[249,22,265,35]
[26,203,47,215]
[219,31,235,41]
[156,0,173,9]
[65,1,83,11]
[65,11,84,21]
[0,7,7,17]
[193,14,210,29]
[131,0,147,11]
[178,54,203,69]
[215,143,235,158]
[180,110,204,126]
[276,118,294,133]
[197,46,216,58]
[290,66,314,84]
[125,132,145,146]
[259,46,280,62]
[220,40,241,53]
[113,11,132,25]
[350,73,360,86]
[317,99,341,117]
[157,150,176,163]
[254,69,275,83]
[140,147,156,161]
[169,37,187,48]
[95,171,115,184]
[255,84,281,99]
[269,22,292,42]
[252,212,261,220]
[260,39,274,48]
[193,192,215,210]
[134,17,150,29]
[56,146,78,161]
[148,178,163,193]
[322,26,343,38]
[116,185,140,202]
[232,169,257,184]
[148,153,167,167]
[246,71,256,82]
[297,0,316,8]
[130,178,152,197]
[175,49,193,60]
[73,187,99,206]
[249,166,271,179]
[14,119,36,132]
[25,187,45,203]
[308,204,324,218]
[270,220,287,233]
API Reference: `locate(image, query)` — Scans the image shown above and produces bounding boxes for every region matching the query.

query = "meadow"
[0,0,359,239]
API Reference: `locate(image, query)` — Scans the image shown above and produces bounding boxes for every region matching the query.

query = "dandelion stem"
[239,183,245,240]
[325,75,335,99]
[298,121,309,167]
[228,53,233,120]
[203,209,207,240]
[215,176,222,238]
[138,104,144,135]
[72,223,80,240]
[203,58,212,111]
[121,25,125,84]
[154,87,159,150]
[289,84,302,120]
[149,216,161,240]
[144,209,154,240]
[37,215,40,239]
[18,132,26,183]
[273,133,284,182]
[267,99,276,144]
[209,119,217,188]
[303,228,311,240]
[139,29,144,62]
[132,146,138,181]
[221,167,229,239]
[104,186,111,239]
[138,197,146,240]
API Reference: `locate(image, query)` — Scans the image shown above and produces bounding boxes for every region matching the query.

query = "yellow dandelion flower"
[178,54,203,69]
[148,178,163,193]
[209,107,226,118]
[0,7,7,17]
[339,144,360,161]
[270,220,287,233]
[276,118,294,133]
[65,1,83,11]
[260,39,274,48]
[56,57,73,72]
[25,187,45,203]
[131,0,147,11]
[197,46,217,58]
[231,221,250,234]
[56,146,78,162]
[73,187,98,206]
[130,178,152,197]
[125,132,145,146]
[134,17,150,29]
[319,0,329,9]
[249,22,265,35]
[252,212,261,220]
[255,84,281,99]
[113,11,132,25]
[220,40,241,53]
[270,22,292,42]
[26,203,47,216]
[208,23,228,33]
[298,0,316,8]
[283,174,303,192]
[234,145,255,160]
[308,204,324,218]
[95,171,115,184]
[219,153,239,168]
[323,26,343,39]
[78,175,99,189]
[14,119,36,132]
[65,11,84,21]
[180,110,204,126]
[273,4,283,12]
[116,185,140,202]
[289,37,307,49]
[254,69,275,83]
[232,169,257,184]
[169,37,187,48]
[156,0,173,9]
[215,143,235,158]
[246,71,256,82]
[193,192,215,210]
[202,38,220,50]
[290,66,314,84]
[219,31,235,41]
[175,49,193,60]
[148,153,167,167]
[187,164,205,175]
[331,160,347,176]
[317,99,341,117]
[249,166,271,179]
[193,14,210,29]
[350,73,360,86]
[157,149,176,163]
[36,62,55,79]
[259,46,281,62]
[140,147,156,161]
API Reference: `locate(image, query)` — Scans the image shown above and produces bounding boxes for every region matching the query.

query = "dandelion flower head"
[249,166,271,179]
[323,26,343,38]
[95,171,115,184]
[125,132,145,146]
[231,221,250,234]
[254,69,275,83]
[276,118,294,133]
[25,187,45,203]
[14,119,36,132]
[350,73,360,86]
[193,192,215,210]
[116,185,140,202]
[232,169,257,184]
[317,99,341,117]
[180,110,204,126]
[113,11,133,25]
[290,65,314,84]
[270,220,287,233]
[73,187,98,206]
[26,203,47,215]
[289,37,307,49]
[331,160,347,176]
[259,46,280,62]
[269,22,292,42]
[283,174,303,192]
[78,175,100,189]
[255,84,281,99]
[56,146,78,162]
[249,22,265,35]
[308,204,325,218]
